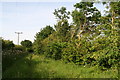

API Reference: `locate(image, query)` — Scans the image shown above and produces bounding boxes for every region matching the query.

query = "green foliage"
[2,2,120,78]
[54,20,71,41]
[34,25,55,54]
[62,42,79,63]
[32,2,119,69]
[71,9,85,26]
[71,2,101,40]
[53,7,70,21]
[45,42,67,60]
[73,2,101,27]
[26,47,34,53]
[33,1,119,69]
[35,25,55,41]
[21,40,32,48]
[21,40,33,53]
[2,50,28,73]
[3,54,118,78]
[2,39,28,72]
[2,39,15,50]
[54,7,71,41]
[90,30,120,68]
[62,39,94,65]
[14,45,25,51]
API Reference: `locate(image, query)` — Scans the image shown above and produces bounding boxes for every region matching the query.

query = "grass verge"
[2,54,118,78]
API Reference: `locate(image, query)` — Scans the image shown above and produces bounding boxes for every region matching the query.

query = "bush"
[21,40,32,48]
[26,47,34,53]
[62,41,89,65]
[14,45,25,51]
[90,36,120,68]
[33,26,55,54]
[45,42,67,60]
[2,39,15,51]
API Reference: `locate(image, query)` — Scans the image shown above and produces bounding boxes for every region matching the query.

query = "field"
[3,54,118,78]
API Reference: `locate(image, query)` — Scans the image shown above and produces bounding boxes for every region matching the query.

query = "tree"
[35,25,55,41]
[53,7,71,41]
[102,1,120,29]
[34,25,55,54]
[53,7,70,21]
[71,2,101,40]
[33,1,119,69]
[86,1,120,68]
[21,40,32,48]
[2,39,15,51]
[21,40,33,53]
[54,19,71,41]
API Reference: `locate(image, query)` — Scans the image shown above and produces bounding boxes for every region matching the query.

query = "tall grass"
[2,50,28,72]
[3,54,118,78]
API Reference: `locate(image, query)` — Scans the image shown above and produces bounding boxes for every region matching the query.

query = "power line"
[15,32,23,45]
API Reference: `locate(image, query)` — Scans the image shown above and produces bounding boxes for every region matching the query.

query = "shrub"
[26,47,34,53]
[33,26,55,54]
[62,40,87,65]
[45,42,67,60]
[2,39,15,51]
[90,35,120,68]
[14,45,25,51]
[21,40,32,48]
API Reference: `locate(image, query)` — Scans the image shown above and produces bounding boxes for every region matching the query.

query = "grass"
[3,54,118,78]
[2,50,28,72]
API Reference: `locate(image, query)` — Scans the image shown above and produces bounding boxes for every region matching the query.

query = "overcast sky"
[0,1,105,44]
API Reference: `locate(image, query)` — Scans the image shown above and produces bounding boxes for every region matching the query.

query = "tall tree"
[71,2,101,40]
[53,7,70,21]
[53,7,71,41]
[103,1,120,29]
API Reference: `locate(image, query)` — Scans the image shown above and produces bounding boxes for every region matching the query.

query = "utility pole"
[15,32,23,45]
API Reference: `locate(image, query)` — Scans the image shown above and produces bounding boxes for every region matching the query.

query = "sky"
[0,1,105,44]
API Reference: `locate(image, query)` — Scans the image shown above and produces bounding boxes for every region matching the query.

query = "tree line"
[2,1,120,70]
[33,2,120,69]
